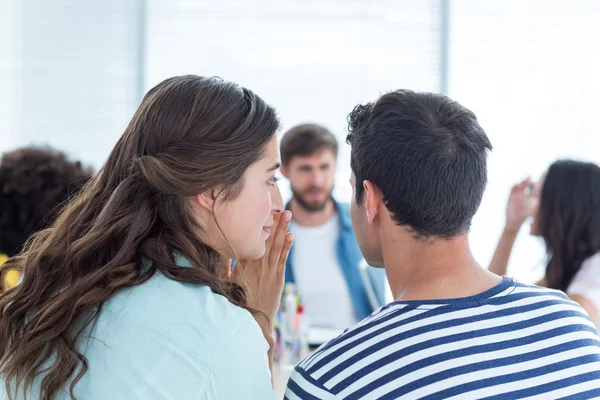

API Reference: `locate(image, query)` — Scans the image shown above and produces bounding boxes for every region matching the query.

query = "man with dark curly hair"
[286,90,600,399]
[0,147,93,287]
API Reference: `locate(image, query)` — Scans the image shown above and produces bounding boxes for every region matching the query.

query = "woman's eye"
[268,176,280,187]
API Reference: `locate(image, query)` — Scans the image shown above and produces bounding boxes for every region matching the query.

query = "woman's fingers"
[277,232,294,276]
[262,212,281,262]
[268,210,291,268]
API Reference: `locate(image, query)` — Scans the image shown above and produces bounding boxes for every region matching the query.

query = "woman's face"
[208,136,284,260]
[529,172,547,236]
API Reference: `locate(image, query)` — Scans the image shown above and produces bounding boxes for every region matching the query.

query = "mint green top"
[4,262,275,399]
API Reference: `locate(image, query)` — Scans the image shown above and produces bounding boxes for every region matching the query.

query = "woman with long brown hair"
[0,75,293,399]
[490,160,600,328]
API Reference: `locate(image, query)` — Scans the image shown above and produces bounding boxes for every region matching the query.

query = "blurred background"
[1,0,599,281]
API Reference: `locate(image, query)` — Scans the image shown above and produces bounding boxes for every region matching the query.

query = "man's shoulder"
[292,282,600,397]
[510,279,578,303]
[293,305,396,375]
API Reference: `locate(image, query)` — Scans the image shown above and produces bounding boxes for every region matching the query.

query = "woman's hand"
[228,211,293,323]
[232,210,294,321]
[505,177,533,232]
[489,177,534,276]
[228,211,293,374]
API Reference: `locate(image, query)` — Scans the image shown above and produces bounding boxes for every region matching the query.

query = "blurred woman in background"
[0,75,293,399]
[490,159,600,327]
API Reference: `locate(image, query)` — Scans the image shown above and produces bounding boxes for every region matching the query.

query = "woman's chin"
[241,245,266,261]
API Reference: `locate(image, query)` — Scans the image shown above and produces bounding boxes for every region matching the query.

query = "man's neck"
[289,198,336,227]
[382,233,502,302]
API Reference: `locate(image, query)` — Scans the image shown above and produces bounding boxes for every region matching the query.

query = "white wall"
[450,0,600,280]
[145,0,443,201]
[0,0,143,167]
[0,0,23,149]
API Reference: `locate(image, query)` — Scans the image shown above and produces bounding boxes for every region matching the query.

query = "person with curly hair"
[490,160,600,328]
[0,147,93,288]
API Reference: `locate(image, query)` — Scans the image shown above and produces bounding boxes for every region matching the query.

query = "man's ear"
[363,179,383,224]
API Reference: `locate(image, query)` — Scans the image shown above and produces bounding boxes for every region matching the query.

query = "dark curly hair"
[0,147,93,257]
[539,160,600,292]
[346,89,492,238]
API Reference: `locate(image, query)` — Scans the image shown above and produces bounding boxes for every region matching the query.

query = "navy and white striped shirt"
[285,277,600,399]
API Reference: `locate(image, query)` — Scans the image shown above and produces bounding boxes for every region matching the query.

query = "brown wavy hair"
[0,75,279,399]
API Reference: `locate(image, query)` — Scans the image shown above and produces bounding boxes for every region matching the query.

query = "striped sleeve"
[284,279,600,399]
[285,366,337,400]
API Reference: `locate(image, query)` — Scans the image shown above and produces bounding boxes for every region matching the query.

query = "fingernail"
[287,233,294,242]
[283,211,292,221]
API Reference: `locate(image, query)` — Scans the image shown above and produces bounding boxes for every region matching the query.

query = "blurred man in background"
[280,124,387,331]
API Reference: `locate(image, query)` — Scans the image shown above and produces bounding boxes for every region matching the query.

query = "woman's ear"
[192,189,218,212]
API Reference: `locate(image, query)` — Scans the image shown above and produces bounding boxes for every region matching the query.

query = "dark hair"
[0,75,279,399]
[539,160,600,292]
[280,123,338,166]
[0,147,93,257]
[346,89,492,238]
